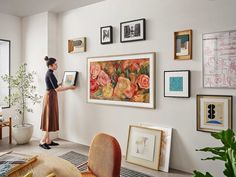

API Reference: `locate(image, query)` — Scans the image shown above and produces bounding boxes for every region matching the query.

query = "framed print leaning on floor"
[87,52,155,108]
[196,95,233,133]
[126,125,162,170]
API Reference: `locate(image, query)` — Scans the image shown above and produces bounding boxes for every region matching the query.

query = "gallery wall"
[56,0,236,175]
[0,13,21,135]
[1,0,235,175]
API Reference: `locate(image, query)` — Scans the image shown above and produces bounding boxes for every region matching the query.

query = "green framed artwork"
[196,95,233,133]
[87,52,155,108]
[174,29,192,60]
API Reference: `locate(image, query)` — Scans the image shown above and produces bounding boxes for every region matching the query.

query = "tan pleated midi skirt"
[40,90,59,132]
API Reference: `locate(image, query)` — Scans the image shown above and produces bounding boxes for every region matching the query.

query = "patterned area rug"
[59,151,153,177]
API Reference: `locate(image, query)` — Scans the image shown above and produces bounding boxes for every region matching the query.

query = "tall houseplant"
[193,129,236,177]
[1,63,42,144]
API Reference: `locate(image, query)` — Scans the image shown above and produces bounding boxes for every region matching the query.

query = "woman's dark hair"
[44,56,56,67]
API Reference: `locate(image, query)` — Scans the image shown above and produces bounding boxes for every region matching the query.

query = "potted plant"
[1,63,42,144]
[193,129,236,177]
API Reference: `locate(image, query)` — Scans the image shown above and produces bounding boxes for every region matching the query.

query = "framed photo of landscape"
[174,29,192,60]
[62,71,78,86]
[126,125,162,170]
[120,18,146,43]
[100,26,113,44]
[196,95,233,133]
[87,52,155,108]
[164,70,190,98]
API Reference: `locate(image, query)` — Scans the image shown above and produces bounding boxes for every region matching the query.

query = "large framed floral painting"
[87,52,155,108]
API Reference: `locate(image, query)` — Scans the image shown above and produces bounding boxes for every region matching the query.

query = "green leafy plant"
[193,129,236,177]
[1,63,42,126]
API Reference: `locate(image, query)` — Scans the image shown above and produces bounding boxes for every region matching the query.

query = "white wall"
[56,0,236,175]
[22,12,59,139]
[0,13,21,136]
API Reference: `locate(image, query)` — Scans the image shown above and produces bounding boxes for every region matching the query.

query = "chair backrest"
[87,133,122,177]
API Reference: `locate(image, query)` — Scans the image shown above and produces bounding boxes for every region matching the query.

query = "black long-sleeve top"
[45,69,58,90]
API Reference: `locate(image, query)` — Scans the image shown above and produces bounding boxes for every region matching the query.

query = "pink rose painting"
[88,53,154,108]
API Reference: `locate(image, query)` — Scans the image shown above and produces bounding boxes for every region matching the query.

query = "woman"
[40,56,76,149]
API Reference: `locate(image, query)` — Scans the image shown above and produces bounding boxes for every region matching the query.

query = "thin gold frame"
[126,125,162,170]
[174,29,192,60]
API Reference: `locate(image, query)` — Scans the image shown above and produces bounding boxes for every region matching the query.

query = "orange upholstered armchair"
[77,133,122,177]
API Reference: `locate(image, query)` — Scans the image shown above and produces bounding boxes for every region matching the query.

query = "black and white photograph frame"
[62,71,78,87]
[164,70,190,98]
[120,18,146,43]
[100,26,113,44]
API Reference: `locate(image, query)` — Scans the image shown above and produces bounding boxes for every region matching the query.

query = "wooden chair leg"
[0,124,2,140]
[9,117,12,144]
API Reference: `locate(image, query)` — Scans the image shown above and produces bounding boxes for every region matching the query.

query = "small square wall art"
[164,70,190,98]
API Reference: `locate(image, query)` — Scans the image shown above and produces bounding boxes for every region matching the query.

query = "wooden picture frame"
[87,52,155,108]
[126,125,162,170]
[120,18,146,43]
[164,70,190,98]
[174,29,192,60]
[202,30,236,88]
[68,37,86,53]
[62,71,78,87]
[100,26,113,44]
[196,95,233,133]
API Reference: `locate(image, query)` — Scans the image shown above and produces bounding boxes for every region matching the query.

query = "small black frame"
[120,18,146,43]
[100,26,113,44]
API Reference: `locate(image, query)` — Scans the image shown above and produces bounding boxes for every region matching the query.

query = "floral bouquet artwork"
[87,53,155,108]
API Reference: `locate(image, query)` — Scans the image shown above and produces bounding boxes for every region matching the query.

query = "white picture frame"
[87,52,155,108]
[139,123,172,172]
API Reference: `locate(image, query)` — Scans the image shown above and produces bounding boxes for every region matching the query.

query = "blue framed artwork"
[164,70,190,98]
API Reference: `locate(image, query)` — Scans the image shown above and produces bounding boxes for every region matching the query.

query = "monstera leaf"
[193,171,213,177]
[193,129,236,177]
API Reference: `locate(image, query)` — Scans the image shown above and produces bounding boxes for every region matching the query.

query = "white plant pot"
[12,123,33,144]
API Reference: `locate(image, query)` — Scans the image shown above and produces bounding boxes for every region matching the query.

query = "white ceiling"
[0,0,104,17]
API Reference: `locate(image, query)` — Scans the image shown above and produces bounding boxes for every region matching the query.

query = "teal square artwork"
[169,77,183,91]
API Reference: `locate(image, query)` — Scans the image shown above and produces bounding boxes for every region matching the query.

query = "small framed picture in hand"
[62,71,78,86]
